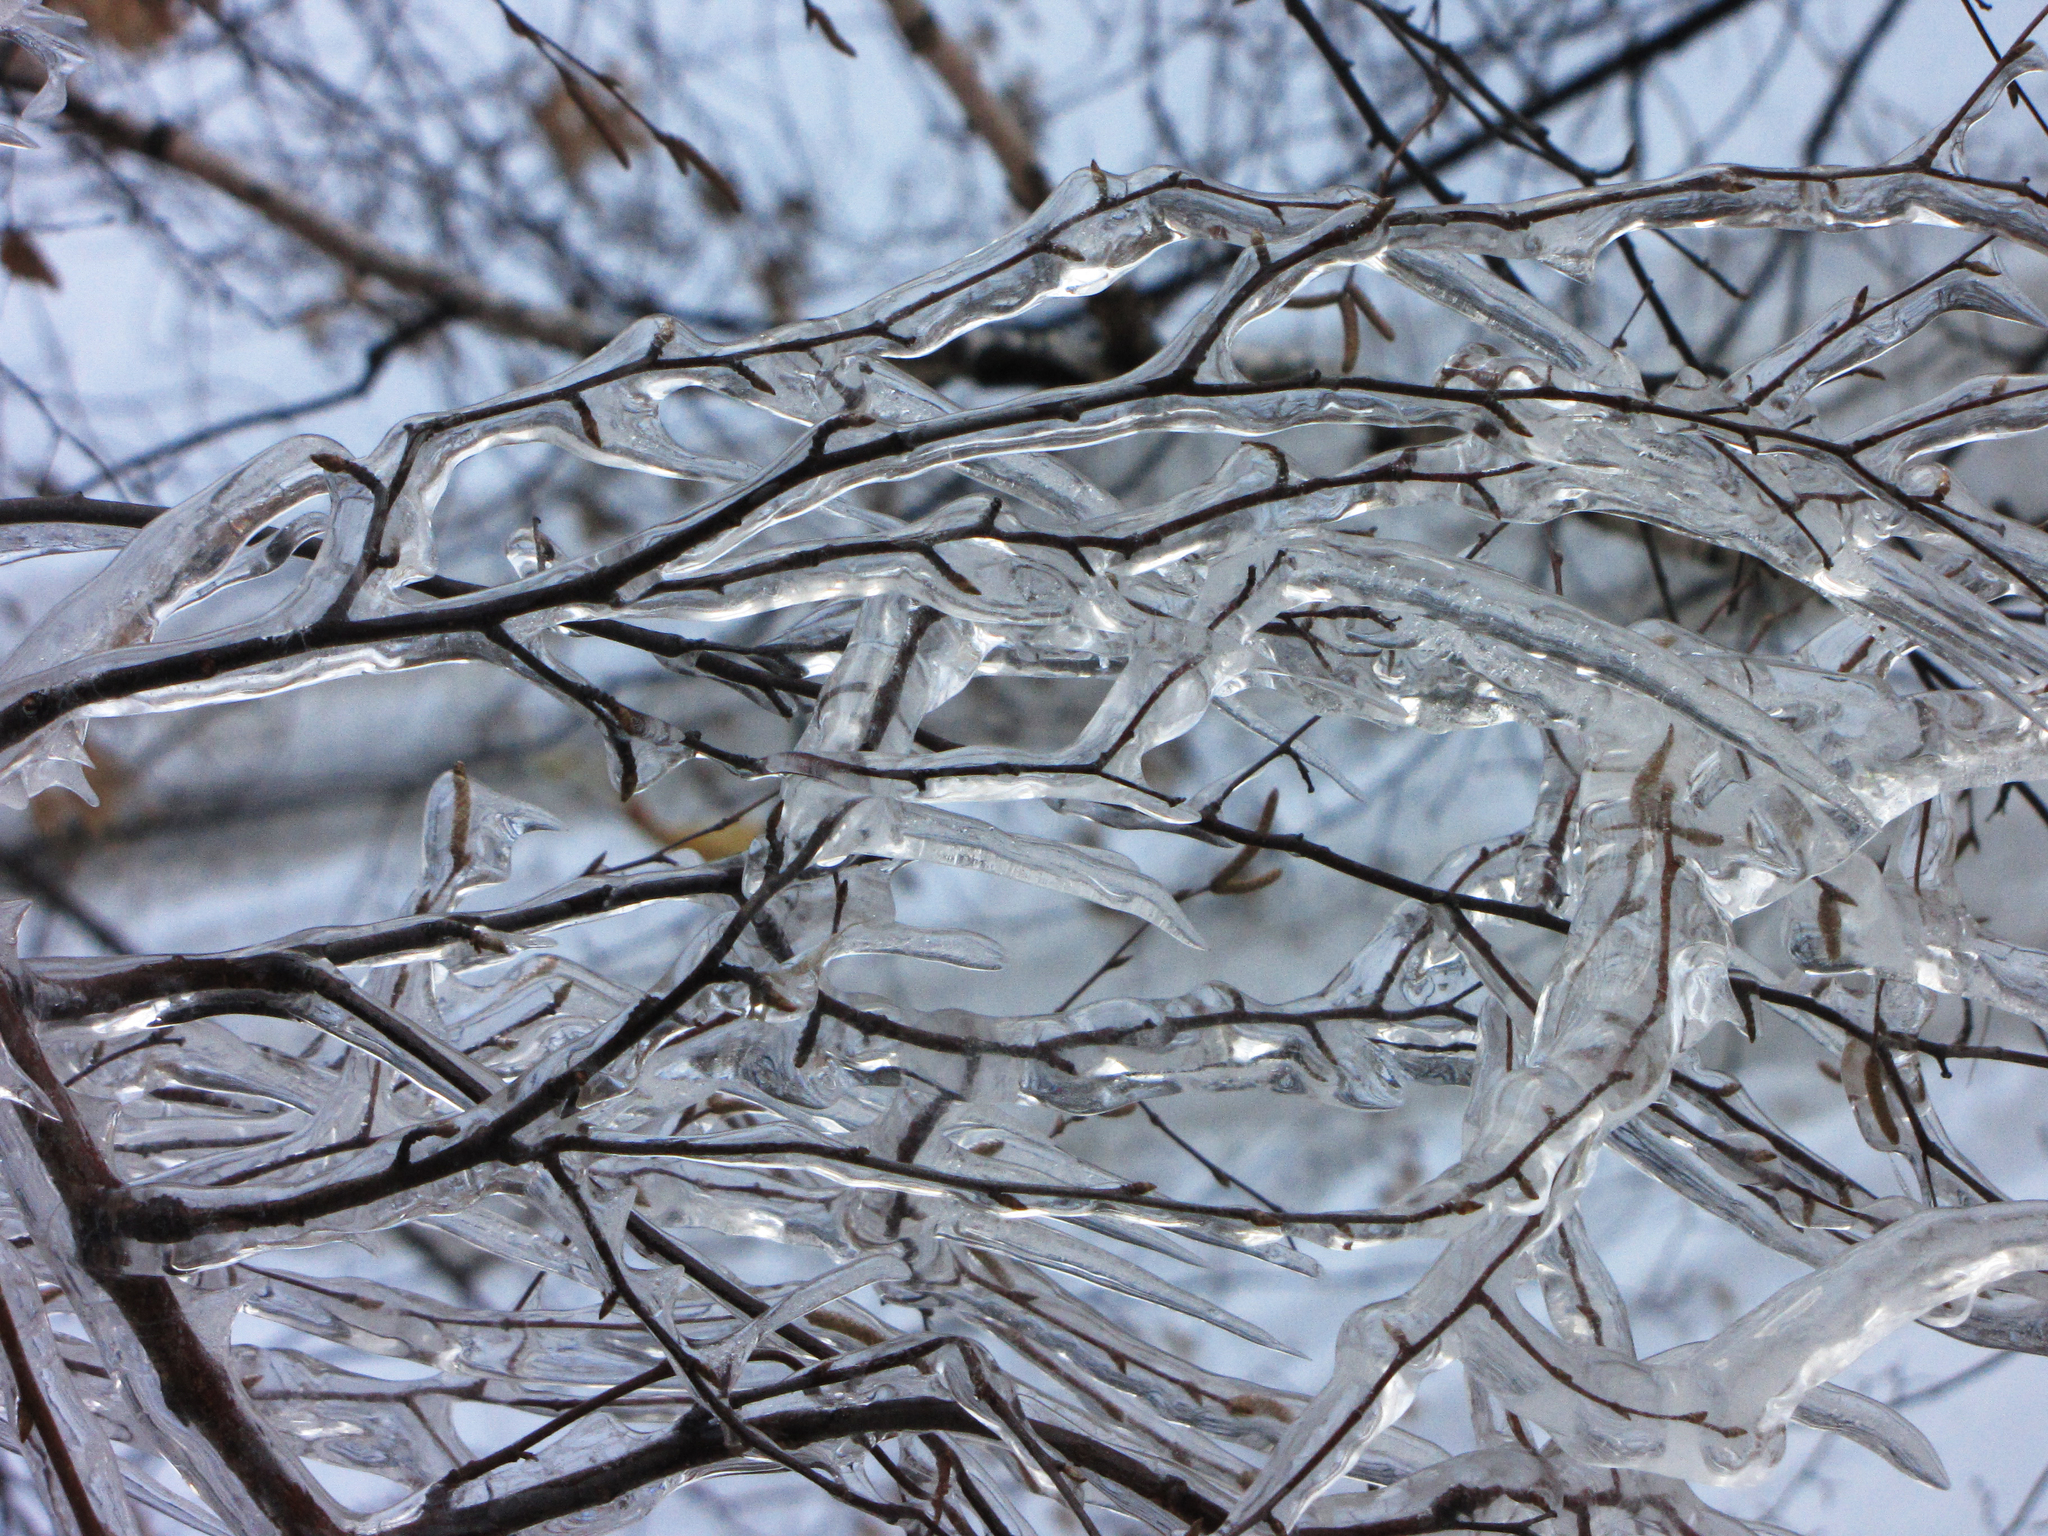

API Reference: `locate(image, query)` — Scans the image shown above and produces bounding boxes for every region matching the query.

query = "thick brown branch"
[46,83,609,355]
[0,979,342,1536]
[881,0,1051,211]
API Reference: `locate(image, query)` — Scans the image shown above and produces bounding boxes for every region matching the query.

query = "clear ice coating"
[5,116,2048,1536]
[0,1,85,149]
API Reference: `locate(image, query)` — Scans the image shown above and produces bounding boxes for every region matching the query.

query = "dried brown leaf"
[1211,866,1283,896]
[805,1,858,56]
[1,229,58,288]
[534,72,647,177]
[54,0,181,51]
[656,131,744,217]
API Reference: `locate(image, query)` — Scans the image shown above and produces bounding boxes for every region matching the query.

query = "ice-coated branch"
[4,89,2048,1536]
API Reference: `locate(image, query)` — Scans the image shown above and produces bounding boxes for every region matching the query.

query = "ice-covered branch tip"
[0,2,84,149]
[5,105,2048,1535]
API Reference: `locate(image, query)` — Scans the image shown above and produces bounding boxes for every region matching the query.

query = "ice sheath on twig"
[6,46,2048,1536]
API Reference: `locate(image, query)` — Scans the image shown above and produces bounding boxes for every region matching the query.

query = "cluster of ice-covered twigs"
[10,43,2048,1536]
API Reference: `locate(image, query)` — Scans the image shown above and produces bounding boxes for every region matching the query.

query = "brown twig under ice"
[6,6,2048,1535]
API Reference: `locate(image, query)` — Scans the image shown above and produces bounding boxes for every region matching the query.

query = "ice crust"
[4,128,2048,1535]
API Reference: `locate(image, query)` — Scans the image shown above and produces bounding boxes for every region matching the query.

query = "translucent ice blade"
[1534,1211,1635,1356]
[703,1251,909,1385]
[0,437,335,694]
[416,764,564,911]
[0,4,86,147]
[0,1218,144,1536]
[0,521,137,565]
[1890,44,2048,173]
[1375,249,1642,393]
[819,796,1203,947]
[1215,1270,1465,1534]
[1673,1202,2048,1449]
[1299,540,1876,839]
[949,1213,1298,1355]
[1735,267,2048,418]
[235,1347,469,1485]
[816,921,1006,971]
[1792,1383,1949,1489]
[239,1267,665,1385]
[1858,374,2048,475]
